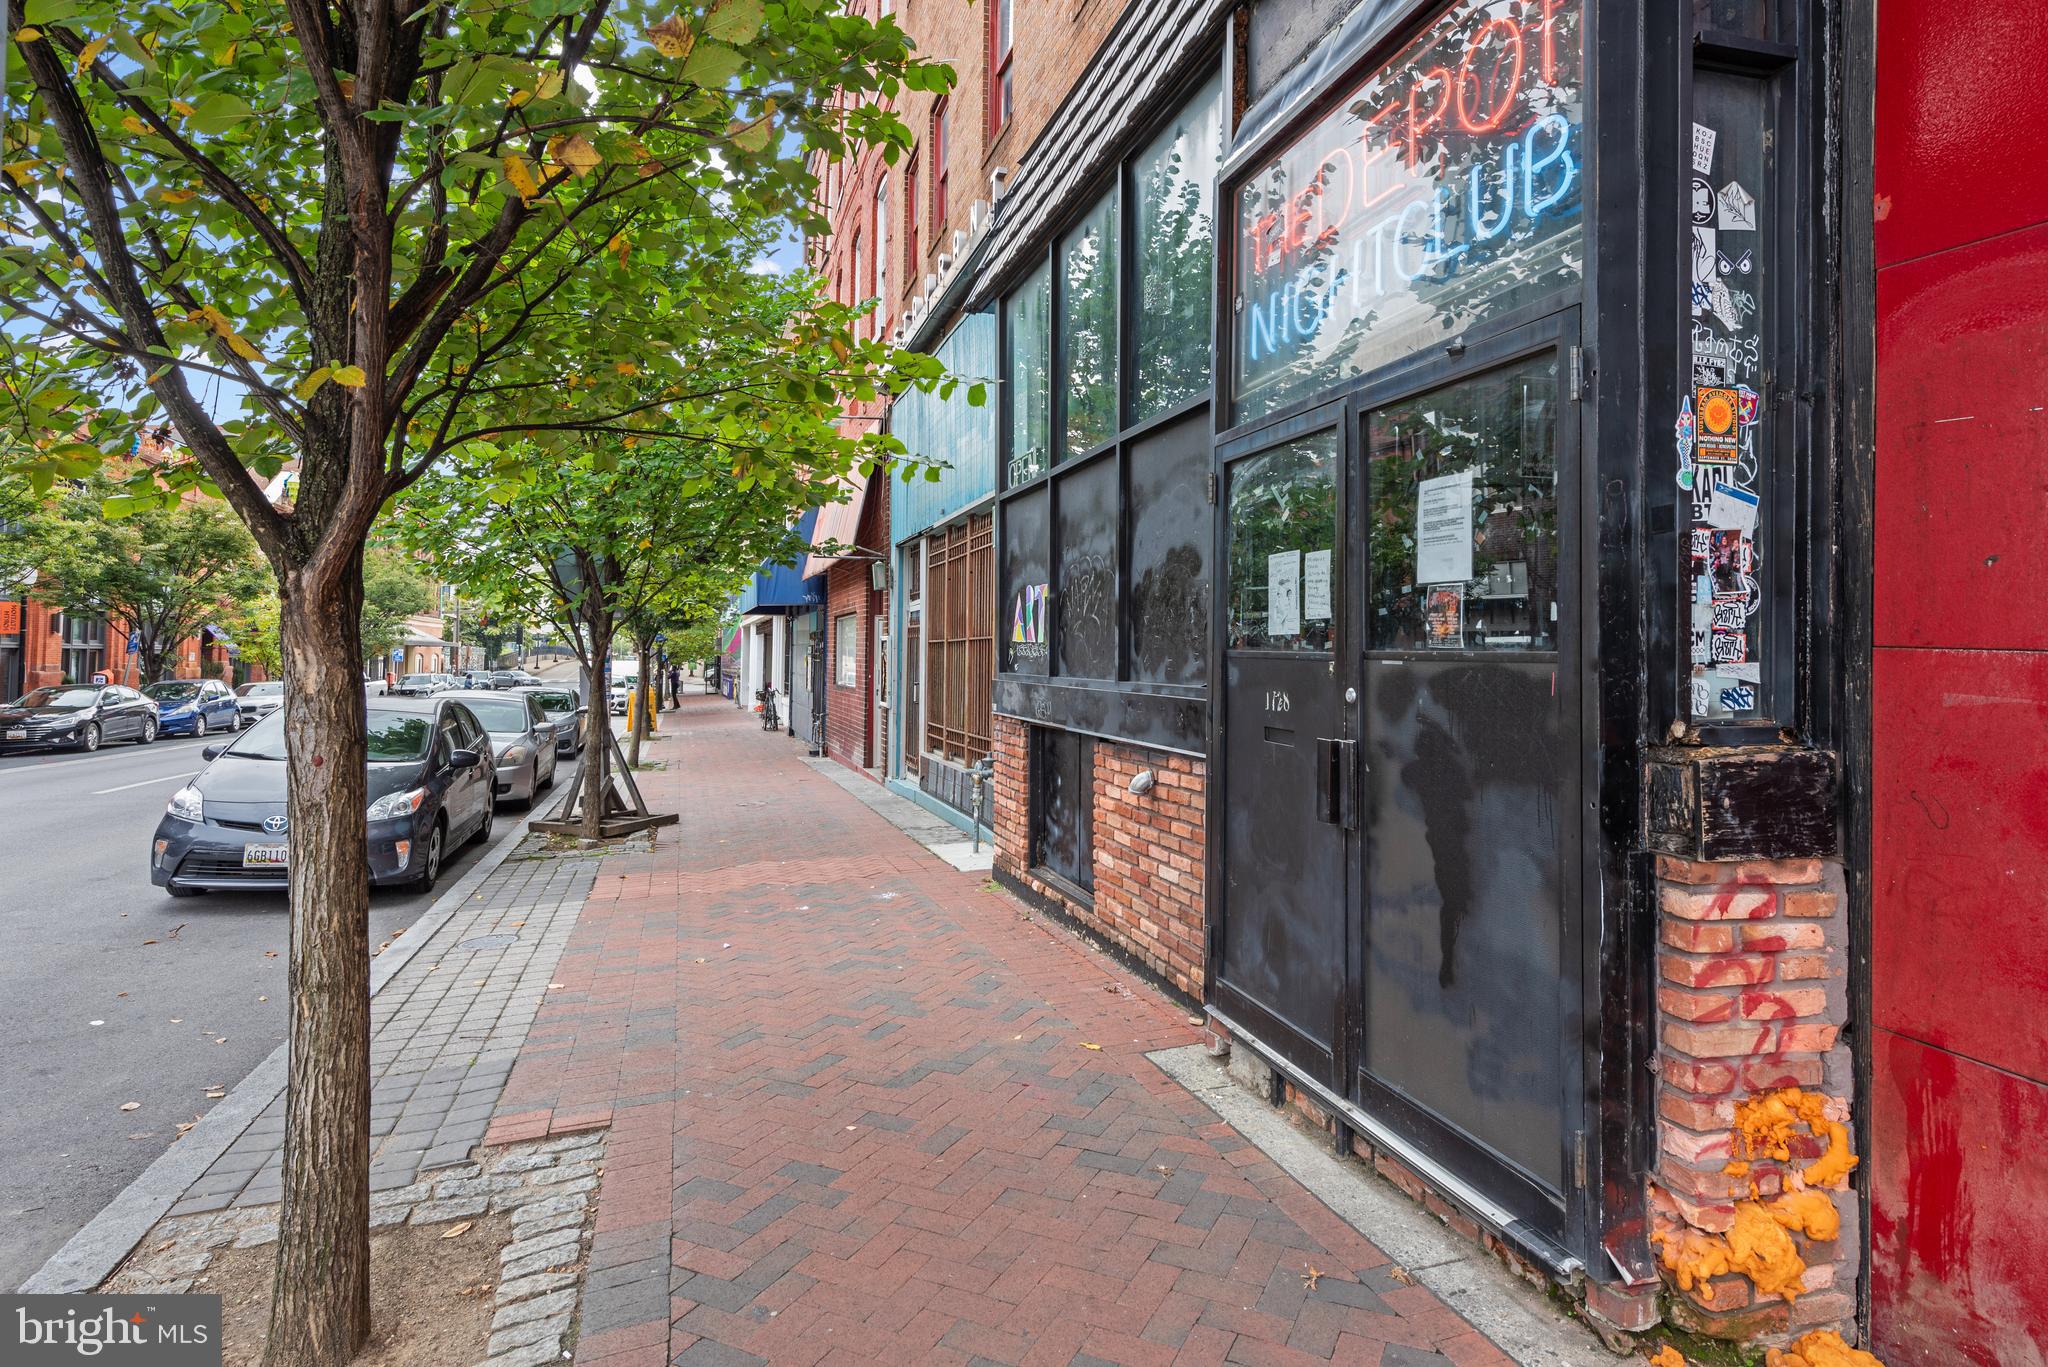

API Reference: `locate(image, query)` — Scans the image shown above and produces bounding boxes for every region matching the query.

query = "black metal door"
[1211,405,1353,1085]
[1350,317,1582,1239]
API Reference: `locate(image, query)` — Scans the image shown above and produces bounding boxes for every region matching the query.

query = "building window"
[1004,260,1052,485]
[904,152,920,274]
[930,98,949,229]
[1032,726,1094,895]
[835,612,858,687]
[873,177,889,333]
[923,515,993,765]
[60,612,107,683]
[1131,72,1223,422]
[987,0,1013,137]
[851,229,865,337]
[1059,188,1118,460]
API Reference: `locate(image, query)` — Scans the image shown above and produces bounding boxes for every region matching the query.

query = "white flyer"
[1704,482,1760,534]
[1302,548,1332,621]
[1691,123,1718,173]
[1415,469,1475,586]
[1718,180,1757,232]
[1267,550,1301,638]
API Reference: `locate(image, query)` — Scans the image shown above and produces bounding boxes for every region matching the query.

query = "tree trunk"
[577,611,612,840]
[263,556,372,1367]
[627,638,651,769]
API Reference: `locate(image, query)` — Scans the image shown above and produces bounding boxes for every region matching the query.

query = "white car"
[234,680,283,726]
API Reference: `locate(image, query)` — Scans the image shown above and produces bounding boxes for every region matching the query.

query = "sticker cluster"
[1679,122,1763,720]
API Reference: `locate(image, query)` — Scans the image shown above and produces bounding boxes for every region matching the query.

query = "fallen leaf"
[257,996,267,1003]
[117,992,127,998]
[213,1036,227,1045]
[120,1101,141,1111]
[170,1018,182,1024]
[440,1221,474,1239]
[1388,1265,1413,1285]
[1081,1043,1102,1051]
[264,950,278,957]
[1300,1264,1323,1291]
[1153,1165,1175,1178]
[1186,1016,1202,1027]
[142,939,158,946]
[154,1240,175,1253]
[205,1089,225,1099]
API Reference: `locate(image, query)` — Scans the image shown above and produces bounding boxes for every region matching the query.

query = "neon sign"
[1233,0,1584,420]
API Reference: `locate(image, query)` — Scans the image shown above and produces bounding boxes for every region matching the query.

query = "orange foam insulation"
[1765,1329,1887,1367]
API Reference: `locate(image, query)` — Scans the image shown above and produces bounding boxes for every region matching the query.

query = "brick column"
[991,714,1029,875]
[1649,855,1860,1343]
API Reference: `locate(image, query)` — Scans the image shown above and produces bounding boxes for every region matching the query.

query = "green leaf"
[186,91,252,135]
[967,382,987,406]
[102,494,152,519]
[703,0,765,45]
[680,42,744,89]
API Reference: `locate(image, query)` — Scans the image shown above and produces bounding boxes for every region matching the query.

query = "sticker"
[1708,530,1750,581]
[1302,549,1332,621]
[1691,123,1718,174]
[1705,482,1761,535]
[1717,180,1757,232]
[1712,630,1749,664]
[1722,662,1761,683]
[1691,280,1714,314]
[1720,685,1758,711]
[1012,584,1048,644]
[1692,325,1757,384]
[1689,674,1714,716]
[1424,585,1466,649]
[1696,387,1741,463]
[1690,174,1717,226]
[1710,594,1748,631]
[1736,384,1761,426]
[1690,531,1712,564]
[1718,248,1753,276]
[1676,394,1696,462]
[1690,618,1712,665]
[1708,278,1748,332]
[1692,226,1718,285]
[1267,550,1301,638]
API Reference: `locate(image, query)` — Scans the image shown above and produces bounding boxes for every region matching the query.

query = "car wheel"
[78,722,101,752]
[470,798,494,847]
[137,716,158,745]
[193,715,208,739]
[411,819,445,891]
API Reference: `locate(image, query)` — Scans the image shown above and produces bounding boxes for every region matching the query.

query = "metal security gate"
[1212,314,1585,1248]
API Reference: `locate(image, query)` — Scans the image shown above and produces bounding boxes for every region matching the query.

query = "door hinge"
[1568,346,1585,402]
[1573,1131,1589,1189]
[1206,472,1219,505]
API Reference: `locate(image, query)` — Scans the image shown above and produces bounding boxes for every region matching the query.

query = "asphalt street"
[0,664,584,1290]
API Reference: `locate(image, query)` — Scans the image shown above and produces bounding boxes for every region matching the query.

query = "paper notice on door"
[1415,469,1475,585]
[1267,550,1302,639]
[1302,549,1332,621]
[1703,481,1760,534]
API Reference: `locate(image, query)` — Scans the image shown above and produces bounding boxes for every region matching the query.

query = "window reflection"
[1005,262,1051,485]
[1227,431,1339,652]
[1366,355,1559,651]
[1061,190,1119,459]
[1133,74,1223,421]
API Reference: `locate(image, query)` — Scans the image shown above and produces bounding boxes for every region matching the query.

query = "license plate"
[243,844,289,868]
[3,729,24,740]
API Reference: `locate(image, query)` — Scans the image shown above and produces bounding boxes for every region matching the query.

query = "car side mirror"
[201,743,226,761]
[449,747,482,770]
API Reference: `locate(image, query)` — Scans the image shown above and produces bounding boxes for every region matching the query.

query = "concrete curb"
[20,779,575,1294]
[1147,1044,1613,1367]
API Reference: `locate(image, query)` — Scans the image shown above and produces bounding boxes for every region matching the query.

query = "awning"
[403,635,452,648]
[801,473,873,578]
[202,623,233,644]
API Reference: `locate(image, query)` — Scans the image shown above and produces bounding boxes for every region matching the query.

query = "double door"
[1211,313,1585,1249]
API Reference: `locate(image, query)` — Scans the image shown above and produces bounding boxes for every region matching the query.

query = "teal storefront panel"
[890,310,998,542]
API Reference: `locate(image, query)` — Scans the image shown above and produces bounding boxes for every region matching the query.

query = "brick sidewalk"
[496,697,1513,1367]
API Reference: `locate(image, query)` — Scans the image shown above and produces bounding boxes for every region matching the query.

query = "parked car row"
[392,669,545,697]
[146,685,589,897]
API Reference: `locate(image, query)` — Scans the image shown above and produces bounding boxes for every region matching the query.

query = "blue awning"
[733,508,826,613]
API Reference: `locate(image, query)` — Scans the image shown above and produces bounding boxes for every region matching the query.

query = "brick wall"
[823,479,890,773]
[991,713,1208,1000]
[1648,854,1859,1344]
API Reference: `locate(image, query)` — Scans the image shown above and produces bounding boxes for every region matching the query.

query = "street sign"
[127,637,139,654]
[655,632,666,642]
[390,647,403,661]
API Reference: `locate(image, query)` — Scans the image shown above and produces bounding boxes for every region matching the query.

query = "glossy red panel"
[1875,0,2048,268]
[1875,223,2048,651]
[1870,1029,2048,1366]
[1873,647,2048,1083]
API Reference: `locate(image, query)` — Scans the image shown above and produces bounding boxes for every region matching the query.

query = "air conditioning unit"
[937,252,953,274]
[952,228,969,254]
[990,166,1010,198]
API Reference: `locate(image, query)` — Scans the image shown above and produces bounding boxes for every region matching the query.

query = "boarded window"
[923,515,993,765]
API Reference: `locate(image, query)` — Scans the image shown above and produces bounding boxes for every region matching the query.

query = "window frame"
[987,0,1014,138]
[834,612,858,688]
[904,150,921,277]
[930,98,949,231]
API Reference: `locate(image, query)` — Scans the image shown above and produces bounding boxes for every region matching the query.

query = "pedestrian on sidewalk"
[666,663,681,710]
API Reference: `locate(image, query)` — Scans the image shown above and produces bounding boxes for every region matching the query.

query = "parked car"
[235,680,285,725]
[518,686,587,757]
[492,670,543,691]
[149,695,496,897]
[443,690,558,805]
[364,674,388,696]
[143,679,241,737]
[393,673,439,697]
[0,684,159,750]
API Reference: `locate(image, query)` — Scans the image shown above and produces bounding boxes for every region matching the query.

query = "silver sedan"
[441,690,559,806]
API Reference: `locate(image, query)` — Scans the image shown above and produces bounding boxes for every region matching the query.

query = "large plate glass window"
[1131,72,1225,422]
[1005,262,1052,485]
[1366,354,1560,651]
[1059,189,1119,460]
[1231,0,1585,424]
[1226,433,1339,652]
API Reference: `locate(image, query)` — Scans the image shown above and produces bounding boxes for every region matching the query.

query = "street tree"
[358,545,432,674]
[32,474,268,683]
[0,2,952,1360]
[219,589,284,679]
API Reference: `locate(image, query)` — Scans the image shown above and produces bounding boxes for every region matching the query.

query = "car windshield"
[16,686,99,709]
[237,682,283,698]
[399,675,433,686]
[144,682,202,702]
[465,699,532,733]
[530,691,576,715]
[226,708,432,762]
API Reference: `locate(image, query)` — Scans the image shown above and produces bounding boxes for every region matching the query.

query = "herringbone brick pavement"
[492,697,1512,1367]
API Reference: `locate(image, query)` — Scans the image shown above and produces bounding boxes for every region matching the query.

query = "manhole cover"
[458,933,519,951]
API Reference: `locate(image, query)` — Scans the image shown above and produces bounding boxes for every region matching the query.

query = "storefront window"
[1005,262,1052,485]
[1060,188,1119,459]
[1132,73,1224,422]
[1001,485,1050,675]
[1055,456,1118,678]
[1226,432,1339,652]
[1127,410,1211,684]
[1366,354,1560,651]
[1231,0,1585,423]
[834,612,857,687]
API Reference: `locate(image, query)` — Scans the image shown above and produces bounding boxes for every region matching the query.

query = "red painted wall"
[823,479,888,774]
[1871,2,2048,1360]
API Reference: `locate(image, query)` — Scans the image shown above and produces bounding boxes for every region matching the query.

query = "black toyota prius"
[149,695,497,897]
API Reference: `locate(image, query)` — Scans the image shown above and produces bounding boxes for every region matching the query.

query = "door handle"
[1316,737,1357,830]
